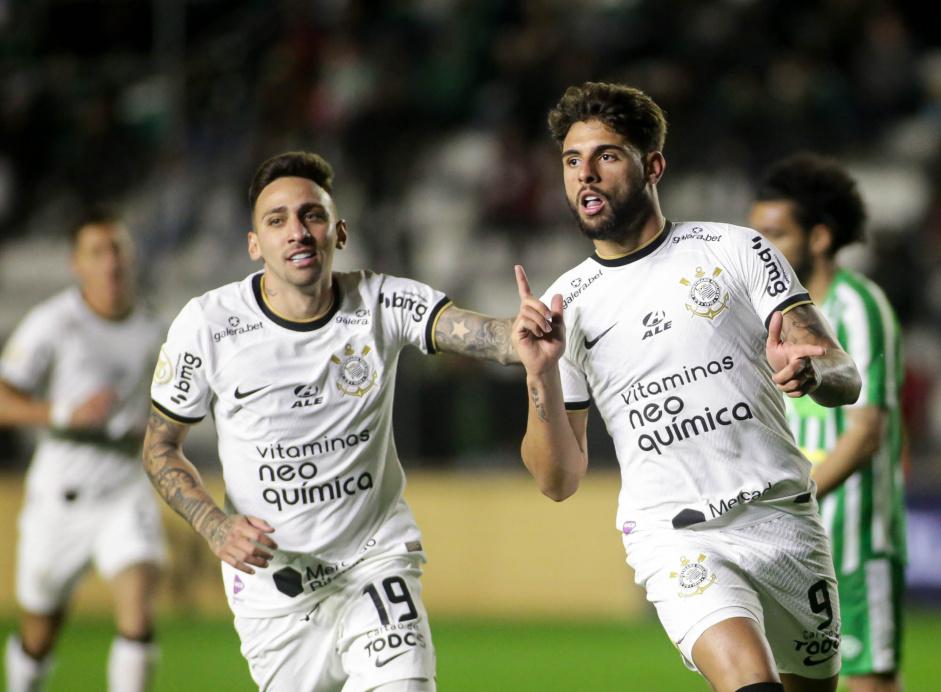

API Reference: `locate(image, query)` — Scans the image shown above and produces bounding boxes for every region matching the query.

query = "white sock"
[5,633,52,692]
[106,636,158,692]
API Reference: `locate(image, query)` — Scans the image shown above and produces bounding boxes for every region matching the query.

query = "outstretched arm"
[513,265,588,501]
[0,379,114,429]
[434,305,518,365]
[142,407,277,574]
[766,305,861,407]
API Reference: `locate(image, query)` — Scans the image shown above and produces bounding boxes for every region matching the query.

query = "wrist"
[49,400,71,430]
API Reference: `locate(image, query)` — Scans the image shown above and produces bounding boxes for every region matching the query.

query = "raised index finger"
[514,264,532,300]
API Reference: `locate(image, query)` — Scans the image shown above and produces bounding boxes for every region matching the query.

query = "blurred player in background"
[511,82,861,692]
[144,151,519,691]
[1,209,166,692]
[750,153,906,692]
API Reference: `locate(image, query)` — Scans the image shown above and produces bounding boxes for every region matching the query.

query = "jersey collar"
[590,220,673,267]
[251,272,341,332]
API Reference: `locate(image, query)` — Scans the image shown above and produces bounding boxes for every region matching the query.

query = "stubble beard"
[568,176,654,245]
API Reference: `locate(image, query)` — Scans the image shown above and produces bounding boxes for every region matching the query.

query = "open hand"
[766,311,826,397]
[512,265,565,375]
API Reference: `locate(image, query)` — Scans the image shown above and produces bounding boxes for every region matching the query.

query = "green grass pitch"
[1,611,938,690]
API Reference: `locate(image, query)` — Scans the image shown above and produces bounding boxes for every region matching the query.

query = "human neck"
[805,258,837,305]
[81,288,132,320]
[261,273,335,322]
[592,209,666,259]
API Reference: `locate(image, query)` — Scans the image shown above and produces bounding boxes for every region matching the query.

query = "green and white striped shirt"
[787,268,906,575]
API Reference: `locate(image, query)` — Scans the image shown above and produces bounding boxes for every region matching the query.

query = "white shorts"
[234,553,435,692]
[15,477,167,614]
[624,506,841,679]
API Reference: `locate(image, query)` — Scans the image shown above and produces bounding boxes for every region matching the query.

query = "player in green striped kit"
[750,153,906,692]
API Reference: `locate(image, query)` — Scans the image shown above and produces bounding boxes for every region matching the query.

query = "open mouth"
[580,192,606,216]
[289,251,316,267]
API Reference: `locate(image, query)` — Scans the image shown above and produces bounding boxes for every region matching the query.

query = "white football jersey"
[0,288,164,496]
[541,221,815,535]
[151,270,450,616]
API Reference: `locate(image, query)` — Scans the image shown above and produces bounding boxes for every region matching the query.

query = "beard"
[568,172,654,244]
[788,243,814,285]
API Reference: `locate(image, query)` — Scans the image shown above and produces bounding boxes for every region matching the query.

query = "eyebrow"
[261,202,327,219]
[561,143,630,159]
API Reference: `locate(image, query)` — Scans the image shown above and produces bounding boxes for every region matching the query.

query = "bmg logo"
[170,352,202,405]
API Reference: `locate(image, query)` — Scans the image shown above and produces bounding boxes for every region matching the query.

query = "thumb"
[550,294,564,326]
[766,311,783,349]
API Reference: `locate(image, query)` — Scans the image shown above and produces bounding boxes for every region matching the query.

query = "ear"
[809,223,833,258]
[247,230,262,261]
[335,219,348,250]
[645,151,666,184]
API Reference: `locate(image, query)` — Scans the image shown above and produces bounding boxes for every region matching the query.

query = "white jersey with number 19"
[542,221,816,536]
[151,270,451,617]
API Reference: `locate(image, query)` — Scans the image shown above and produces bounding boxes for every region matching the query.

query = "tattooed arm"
[766,304,861,407]
[512,266,588,501]
[433,305,518,364]
[143,407,277,574]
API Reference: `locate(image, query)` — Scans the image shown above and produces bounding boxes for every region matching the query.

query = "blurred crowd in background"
[1,0,940,493]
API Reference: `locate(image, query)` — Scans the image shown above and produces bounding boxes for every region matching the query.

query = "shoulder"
[190,275,254,316]
[10,288,77,334]
[545,258,605,310]
[832,269,897,328]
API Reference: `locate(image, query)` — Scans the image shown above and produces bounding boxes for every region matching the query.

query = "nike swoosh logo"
[584,323,617,350]
[374,649,410,668]
[234,384,270,400]
[803,651,838,666]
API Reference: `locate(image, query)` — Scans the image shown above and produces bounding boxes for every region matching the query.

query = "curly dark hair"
[249,151,334,211]
[547,82,668,153]
[755,152,867,255]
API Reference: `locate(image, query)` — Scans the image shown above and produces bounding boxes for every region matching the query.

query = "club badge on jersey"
[680,266,730,320]
[331,344,379,397]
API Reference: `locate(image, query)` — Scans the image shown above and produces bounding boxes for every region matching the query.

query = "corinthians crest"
[670,553,718,597]
[331,344,378,397]
[680,266,730,320]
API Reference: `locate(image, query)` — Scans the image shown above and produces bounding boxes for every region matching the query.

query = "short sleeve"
[739,232,811,329]
[539,286,591,410]
[0,305,56,393]
[559,354,591,410]
[837,284,900,410]
[376,274,451,354]
[150,299,213,424]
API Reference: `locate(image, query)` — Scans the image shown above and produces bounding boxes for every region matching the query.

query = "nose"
[577,159,598,184]
[288,216,312,242]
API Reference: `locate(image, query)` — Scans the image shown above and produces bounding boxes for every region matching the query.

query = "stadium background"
[1,0,940,688]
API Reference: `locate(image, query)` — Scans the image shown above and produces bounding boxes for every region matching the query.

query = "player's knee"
[736,684,785,692]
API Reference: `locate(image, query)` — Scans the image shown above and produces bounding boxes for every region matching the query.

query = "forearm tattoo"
[435,309,516,364]
[780,305,829,344]
[143,410,227,545]
[530,386,548,422]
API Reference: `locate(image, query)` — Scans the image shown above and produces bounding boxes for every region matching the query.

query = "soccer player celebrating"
[144,151,518,691]
[750,153,906,692]
[1,209,166,692]
[511,82,862,692]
